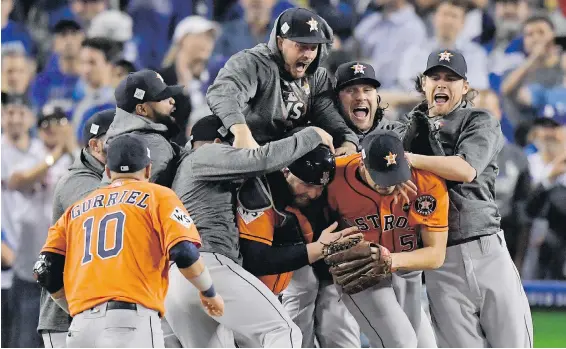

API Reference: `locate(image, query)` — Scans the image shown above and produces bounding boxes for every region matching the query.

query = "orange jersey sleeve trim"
[424,225,449,232]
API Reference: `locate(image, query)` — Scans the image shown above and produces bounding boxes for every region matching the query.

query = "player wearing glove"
[324,129,449,348]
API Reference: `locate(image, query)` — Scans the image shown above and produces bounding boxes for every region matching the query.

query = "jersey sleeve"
[237,206,276,246]
[154,188,202,254]
[41,213,68,255]
[410,171,449,232]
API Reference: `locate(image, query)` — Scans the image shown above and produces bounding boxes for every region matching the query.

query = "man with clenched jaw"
[334,61,384,143]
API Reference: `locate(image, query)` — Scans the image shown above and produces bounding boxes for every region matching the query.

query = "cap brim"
[365,159,411,188]
[337,77,381,90]
[152,85,185,101]
[290,36,332,44]
[423,64,466,79]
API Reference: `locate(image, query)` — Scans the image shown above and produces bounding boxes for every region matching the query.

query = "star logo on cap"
[307,18,319,32]
[351,63,366,75]
[156,72,165,83]
[384,152,397,167]
[320,171,330,185]
[438,51,453,62]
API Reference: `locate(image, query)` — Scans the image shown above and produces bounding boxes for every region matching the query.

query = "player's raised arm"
[184,117,334,182]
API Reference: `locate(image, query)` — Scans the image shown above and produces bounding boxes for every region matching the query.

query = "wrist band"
[189,268,213,292]
[201,285,216,298]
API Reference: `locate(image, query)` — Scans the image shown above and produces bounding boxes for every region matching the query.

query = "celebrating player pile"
[32,6,533,349]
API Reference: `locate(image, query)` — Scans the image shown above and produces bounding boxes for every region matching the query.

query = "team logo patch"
[237,206,264,225]
[170,207,194,228]
[90,123,100,135]
[281,22,290,34]
[414,195,436,216]
[351,63,366,75]
[384,152,397,167]
[134,88,145,100]
[307,18,319,32]
[438,50,453,62]
[320,171,330,185]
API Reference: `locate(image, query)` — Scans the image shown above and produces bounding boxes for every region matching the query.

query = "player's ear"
[282,168,290,177]
[277,36,284,51]
[144,163,152,180]
[213,138,222,144]
[135,103,147,117]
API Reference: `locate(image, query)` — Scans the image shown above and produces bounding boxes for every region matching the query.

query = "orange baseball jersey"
[237,205,314,295]
[41,179,201,317]
[327,153,448,253]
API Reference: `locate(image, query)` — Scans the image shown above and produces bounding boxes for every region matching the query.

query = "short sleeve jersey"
[327,154,448,252]
[42,179,201,316]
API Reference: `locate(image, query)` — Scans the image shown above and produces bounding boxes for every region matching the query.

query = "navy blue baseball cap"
[106,134,151,173]
[83,109,115,145]
[288,145,336,186]
[278,8,332,44]
[423,49,467,80]
[360,130,411,187]
[335,61,381,91]
[115,69,184,113]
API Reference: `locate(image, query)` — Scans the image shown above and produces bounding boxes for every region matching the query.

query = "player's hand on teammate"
[310,126,335,154]
[392,179,418,205]
[335,141,357,156]
[200,293,225,317]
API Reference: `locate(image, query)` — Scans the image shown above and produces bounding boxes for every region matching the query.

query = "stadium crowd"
[1,0,566,347]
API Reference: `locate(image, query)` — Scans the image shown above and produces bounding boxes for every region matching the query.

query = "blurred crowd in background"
[1,0,566,347]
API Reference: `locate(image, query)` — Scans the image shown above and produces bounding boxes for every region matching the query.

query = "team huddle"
[33,7,533,349]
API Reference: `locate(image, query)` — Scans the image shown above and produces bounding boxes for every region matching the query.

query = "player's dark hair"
[523,14,555,31]
[414,74,478,105]
[81,37,121,62]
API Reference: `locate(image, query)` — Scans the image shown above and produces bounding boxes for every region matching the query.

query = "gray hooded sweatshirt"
[38,149,105,333]
[171,127,322,264]
[102,108,180,187]
[206,12,358,147]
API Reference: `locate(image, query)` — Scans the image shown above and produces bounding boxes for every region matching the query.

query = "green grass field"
[533,310,566,347]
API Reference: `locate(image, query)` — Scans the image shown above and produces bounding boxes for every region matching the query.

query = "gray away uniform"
[207,12,358,147]
[167,128,323,348]
[415,103,533,347]
[102,108,180,187]
[37,150,105,348]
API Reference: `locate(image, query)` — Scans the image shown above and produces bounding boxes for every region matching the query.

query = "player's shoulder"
[412,168,447,194]
[335,153,362,169]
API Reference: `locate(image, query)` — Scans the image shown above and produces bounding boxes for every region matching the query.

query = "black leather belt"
[447,234,492,247]
[106,301,137,311]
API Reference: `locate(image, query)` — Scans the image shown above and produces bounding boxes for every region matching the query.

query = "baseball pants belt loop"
[446,234,492,247]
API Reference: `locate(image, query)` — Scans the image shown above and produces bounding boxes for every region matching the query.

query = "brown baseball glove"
[323,236,392,295]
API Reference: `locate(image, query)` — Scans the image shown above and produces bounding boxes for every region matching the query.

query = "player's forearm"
[7,164,50,191]
[179,258,216,297]
[500,58,537,96]
[391,244,446,271]
[1,243,14,267]
[410,154,476,183]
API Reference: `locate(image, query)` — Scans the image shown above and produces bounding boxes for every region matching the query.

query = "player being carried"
[323,129,449,347]
[34,134,223,347]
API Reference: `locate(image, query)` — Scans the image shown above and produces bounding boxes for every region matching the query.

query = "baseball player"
[333,61,438,348]
[34,133,224,348]
[402,49,533,347]
[37,109,115,348]
[325,130,449,348]
[237,145,362,348]
[167,115,334,347]
[207,7,358,155]
[103,69,185,187]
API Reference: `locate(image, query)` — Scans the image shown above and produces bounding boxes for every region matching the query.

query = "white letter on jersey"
[237,206,264,225]
[170,207,194,228]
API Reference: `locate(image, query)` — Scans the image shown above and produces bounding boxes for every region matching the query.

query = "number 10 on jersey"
[82,211,126,264]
